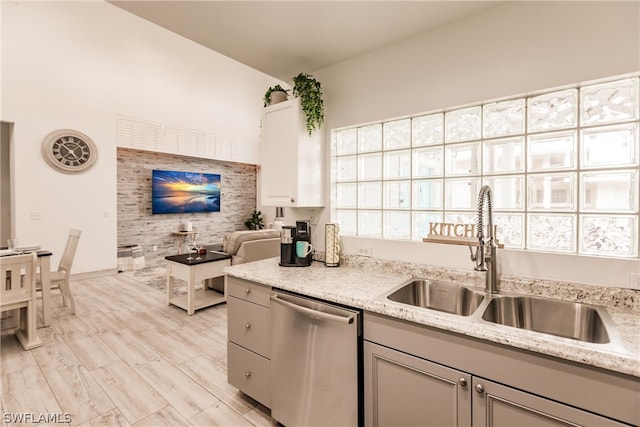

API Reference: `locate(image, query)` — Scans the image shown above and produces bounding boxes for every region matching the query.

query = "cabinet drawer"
[228,341,270,408]
[227,276,272,307]
[228,296,270,357]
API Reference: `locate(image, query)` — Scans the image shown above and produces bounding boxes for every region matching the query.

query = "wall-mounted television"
[152,170,221,214]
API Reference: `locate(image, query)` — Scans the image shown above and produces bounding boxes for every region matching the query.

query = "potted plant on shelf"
[244,210,264,230]
[292,73,325,136]
[263,84,289,107]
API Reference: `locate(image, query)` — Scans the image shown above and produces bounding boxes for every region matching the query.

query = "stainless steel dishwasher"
[270,291,361,427]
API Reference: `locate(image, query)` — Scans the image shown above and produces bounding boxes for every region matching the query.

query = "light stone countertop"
[224,256,640,378]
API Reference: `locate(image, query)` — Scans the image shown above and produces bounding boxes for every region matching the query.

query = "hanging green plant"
[292,73,325,136]
[263,84,289,107]
[244,210,264,230]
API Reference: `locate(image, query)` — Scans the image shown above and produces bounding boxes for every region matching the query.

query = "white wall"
[1,1,282,273]
[314,1,640,288]
[319,1,640,128]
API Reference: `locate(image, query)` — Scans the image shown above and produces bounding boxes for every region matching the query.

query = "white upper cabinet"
[260,98,324,207]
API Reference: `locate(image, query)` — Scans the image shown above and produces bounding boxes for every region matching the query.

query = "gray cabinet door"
[364,341,471,427]
[472,377,627,427]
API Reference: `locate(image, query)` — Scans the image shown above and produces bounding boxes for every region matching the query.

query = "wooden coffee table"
[165,251,231,315]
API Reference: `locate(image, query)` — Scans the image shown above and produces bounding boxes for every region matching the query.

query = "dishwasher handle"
[271,294,355,324]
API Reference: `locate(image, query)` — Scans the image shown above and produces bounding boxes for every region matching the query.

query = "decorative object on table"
[244,210,265,230]
[36,228,81,319]
[273,207,286,231]
[172,231,197,254]
[325,223,340,267]
[42,129,98,174]
[12,244,41,252]
[292,73,324,136]
[178,222,193,232]
[190,233,202,260]
[264,84,289,107]
[7,238,18,250]
[1,238,42,257]
[187,233,198,261]
[0,252,41,350]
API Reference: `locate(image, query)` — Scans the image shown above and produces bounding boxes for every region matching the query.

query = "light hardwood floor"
[1,272,277,427]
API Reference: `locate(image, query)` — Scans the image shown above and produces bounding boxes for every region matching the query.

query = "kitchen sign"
[423,222,504,248]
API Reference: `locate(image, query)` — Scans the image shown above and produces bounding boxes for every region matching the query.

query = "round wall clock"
[42,129,98,174]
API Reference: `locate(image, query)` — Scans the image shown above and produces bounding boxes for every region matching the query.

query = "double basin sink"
[381,279,620,347]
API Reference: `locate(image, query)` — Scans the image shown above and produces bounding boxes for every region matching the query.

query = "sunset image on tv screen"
[152,170,221,214]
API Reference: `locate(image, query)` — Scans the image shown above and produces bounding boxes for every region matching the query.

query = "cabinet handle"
[291,198,295,203]
[475,384,485,394]
[245,371,252,378]
[458,378,467,387]
[245,288,251,294]
[245,323,252,329]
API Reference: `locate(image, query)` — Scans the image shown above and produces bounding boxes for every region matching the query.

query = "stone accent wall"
[117,148,257,266]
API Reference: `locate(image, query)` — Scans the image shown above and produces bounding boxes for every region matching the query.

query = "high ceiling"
[109,1,501,81]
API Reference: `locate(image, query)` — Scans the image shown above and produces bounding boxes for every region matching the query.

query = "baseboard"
[71,268,118,280]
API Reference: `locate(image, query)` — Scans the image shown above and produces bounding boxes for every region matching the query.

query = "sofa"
[222,229,281,265]
[207,229,280,294]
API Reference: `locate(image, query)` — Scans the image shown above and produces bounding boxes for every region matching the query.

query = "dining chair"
[37,228,82,321]
[1,252,42,349]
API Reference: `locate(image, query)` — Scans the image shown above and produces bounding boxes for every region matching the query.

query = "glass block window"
[580,78,639,125]
[445,106,482,142]
[528,131,576,171]
[384,119,411,150]
[332,75,640,258]
[413,114,444,146]
[483,99,525,138]
[528,89,578,132]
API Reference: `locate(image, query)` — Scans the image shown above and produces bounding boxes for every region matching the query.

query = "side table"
[165,251,231,315]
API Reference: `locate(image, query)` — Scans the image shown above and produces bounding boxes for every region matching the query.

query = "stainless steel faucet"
[468,185,499,294]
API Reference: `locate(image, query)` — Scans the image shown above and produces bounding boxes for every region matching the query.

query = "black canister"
[279,226,296,266]
[280,243,294,266]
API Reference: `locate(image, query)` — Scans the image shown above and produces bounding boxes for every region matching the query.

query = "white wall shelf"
[117,115,259,165]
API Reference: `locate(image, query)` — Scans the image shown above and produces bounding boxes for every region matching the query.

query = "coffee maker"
[279,221,313,267]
